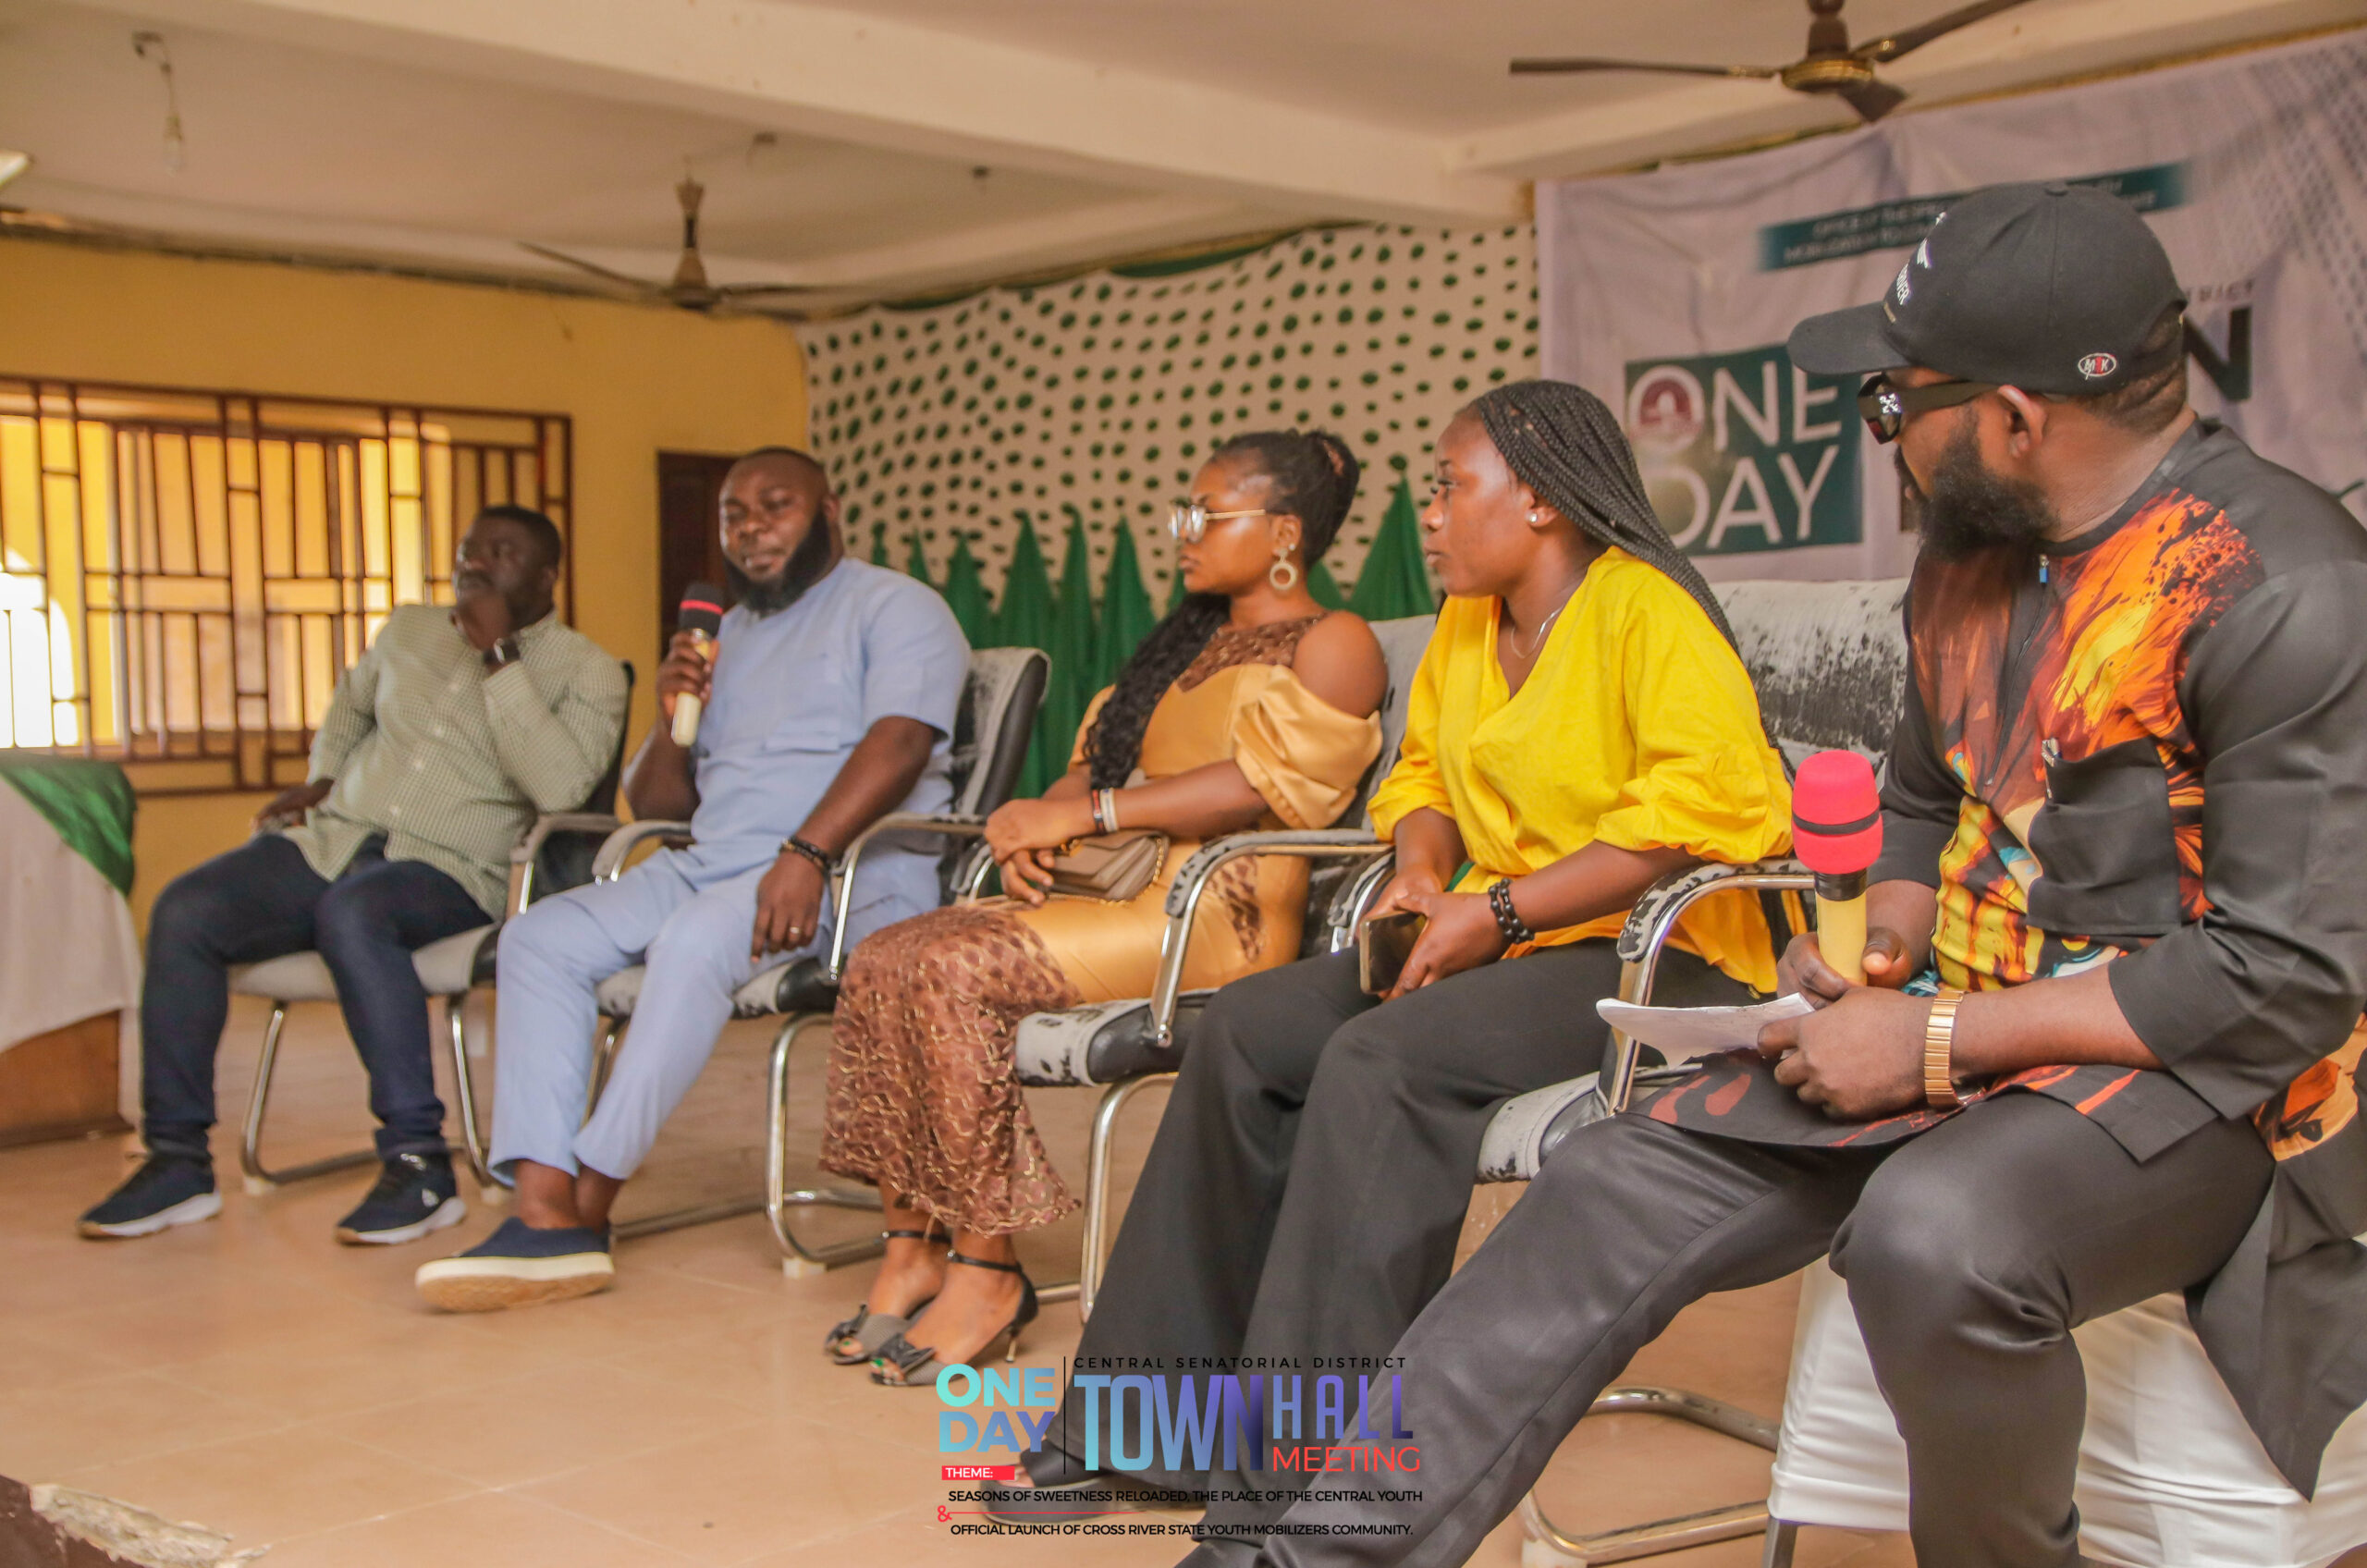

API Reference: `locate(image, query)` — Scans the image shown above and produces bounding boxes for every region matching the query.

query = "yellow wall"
[0,238,807,930]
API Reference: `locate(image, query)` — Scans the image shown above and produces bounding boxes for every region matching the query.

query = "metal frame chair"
[227,662,635,1197]
[1002,613,1437,1317]
[1478,574,1913,1567]
[583,645,1049,1253]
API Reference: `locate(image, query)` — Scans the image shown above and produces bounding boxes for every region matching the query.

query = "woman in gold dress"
[820,431,1389,1385]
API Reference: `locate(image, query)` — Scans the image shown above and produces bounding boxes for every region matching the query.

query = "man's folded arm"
[2108,563,2367,1119]
[307,632,385,781]
[483,653,631,814]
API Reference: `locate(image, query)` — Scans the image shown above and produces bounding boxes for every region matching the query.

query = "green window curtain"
[938,534,993,648]
[1346,478,1438,622]
[1092,524,1158,692]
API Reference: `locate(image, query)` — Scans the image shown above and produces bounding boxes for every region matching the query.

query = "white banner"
[1538,31,2367,582]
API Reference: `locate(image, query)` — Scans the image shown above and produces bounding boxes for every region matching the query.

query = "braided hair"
[1082,429,1361,790]
[1466,380,1739,652]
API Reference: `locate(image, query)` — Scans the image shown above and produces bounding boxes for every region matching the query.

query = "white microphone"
[669,582,724,747]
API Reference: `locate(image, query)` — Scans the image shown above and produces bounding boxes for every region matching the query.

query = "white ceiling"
[0,0,2358,312]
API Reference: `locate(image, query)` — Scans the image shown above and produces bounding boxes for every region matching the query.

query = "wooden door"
[656,451,741,658]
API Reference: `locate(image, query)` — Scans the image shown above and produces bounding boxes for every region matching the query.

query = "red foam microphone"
[1793,750,1883,986]
[668,582,726,747]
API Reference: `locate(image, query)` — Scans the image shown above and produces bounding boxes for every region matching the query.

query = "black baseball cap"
[1787,180,2187,397]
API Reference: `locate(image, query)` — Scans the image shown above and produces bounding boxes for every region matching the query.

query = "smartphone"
[1359,910,1428,996]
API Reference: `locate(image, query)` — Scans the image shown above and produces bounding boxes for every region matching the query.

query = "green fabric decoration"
[869,522,891,569]
[1307,557,1347,610]
[1027,515,1100,796]
[1092,525,1158,691]
[1,755,137,897]
[902,530,936,590]
[938,535,993,646]
[992,515,1055,654]
[1347,479,1438,622]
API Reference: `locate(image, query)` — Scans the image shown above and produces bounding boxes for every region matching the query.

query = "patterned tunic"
[1647,421,2367,1491]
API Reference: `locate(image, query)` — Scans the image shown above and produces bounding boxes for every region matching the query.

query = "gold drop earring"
[1269,536,1301,592]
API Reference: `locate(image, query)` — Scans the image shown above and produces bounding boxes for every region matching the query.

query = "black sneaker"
[414,1216,614,1312]
[78,1155,222,1239]
[334,1151,466,1245]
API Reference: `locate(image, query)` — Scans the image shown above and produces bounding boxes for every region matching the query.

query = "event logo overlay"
[1624,346,1862,557]
[937,1363,1418,1477]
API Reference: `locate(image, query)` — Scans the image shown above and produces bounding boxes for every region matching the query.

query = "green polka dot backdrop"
[796,224,1539,603]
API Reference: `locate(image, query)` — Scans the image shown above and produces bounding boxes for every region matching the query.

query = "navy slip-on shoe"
[414,1215,613,1313]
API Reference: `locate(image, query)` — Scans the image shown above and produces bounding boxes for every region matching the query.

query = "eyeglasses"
[1168,502,1269,544]
[1856,375,1998,444]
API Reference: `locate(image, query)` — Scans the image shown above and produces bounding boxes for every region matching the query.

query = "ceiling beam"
[1450,0,2364,178]
[76,0,1524,225]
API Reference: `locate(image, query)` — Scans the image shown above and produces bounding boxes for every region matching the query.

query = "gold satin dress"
[822,617,1383,1235]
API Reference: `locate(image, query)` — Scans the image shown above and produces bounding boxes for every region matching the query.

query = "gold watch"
[1923,990,1965,1109]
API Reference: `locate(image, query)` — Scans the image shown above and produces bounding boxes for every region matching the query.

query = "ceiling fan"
[1510,0,2041,123]
[521,175,814,312]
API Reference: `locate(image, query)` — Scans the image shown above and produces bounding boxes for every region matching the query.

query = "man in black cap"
[1220,181,2367,1567]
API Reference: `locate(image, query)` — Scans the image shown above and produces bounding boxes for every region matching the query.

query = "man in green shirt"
[79,505,628,1248]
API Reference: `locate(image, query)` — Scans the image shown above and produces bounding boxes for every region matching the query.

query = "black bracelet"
[1488,877,1535,947]
[781,836,836,876]
[482,635,521,671]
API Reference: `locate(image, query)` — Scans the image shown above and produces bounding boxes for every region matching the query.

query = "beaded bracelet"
[780,836,836,876]
[1487,878,1535,947]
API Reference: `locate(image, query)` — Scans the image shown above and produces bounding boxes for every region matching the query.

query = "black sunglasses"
[1856,375,1998,444]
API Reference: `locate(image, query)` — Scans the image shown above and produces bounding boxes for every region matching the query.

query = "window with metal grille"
[0,378,571,792]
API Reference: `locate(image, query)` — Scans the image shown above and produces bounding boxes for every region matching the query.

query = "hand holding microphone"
[1792,750,1883,986]
[666,582,725,748]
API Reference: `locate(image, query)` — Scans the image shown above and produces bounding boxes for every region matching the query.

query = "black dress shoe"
[981,1450,1176,1524]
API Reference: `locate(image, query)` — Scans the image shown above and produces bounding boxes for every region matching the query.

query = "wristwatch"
[482,635,522,672]
[1923,990,1966,1109]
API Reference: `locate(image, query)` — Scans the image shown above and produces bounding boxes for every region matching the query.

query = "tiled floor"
[0,998,1912,1567]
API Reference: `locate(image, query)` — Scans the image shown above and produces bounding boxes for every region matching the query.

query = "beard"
[1899,415,2059,564]
[726,521,838,616]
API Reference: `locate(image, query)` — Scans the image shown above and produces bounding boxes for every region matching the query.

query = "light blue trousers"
[487,846,919,1183]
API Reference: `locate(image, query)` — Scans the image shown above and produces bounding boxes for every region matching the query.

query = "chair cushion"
[594,957,839,1023]
[230,925,496,1004]
[1015,993,1213,1088]
[1476,1074,1603,1183]
[593,964,645,1020]
[229,950,341,1003]
[1769,1258,2367,1566]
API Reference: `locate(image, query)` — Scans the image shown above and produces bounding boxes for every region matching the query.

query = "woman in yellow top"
[994,379,1793,1533]
[819,430,1387,1385]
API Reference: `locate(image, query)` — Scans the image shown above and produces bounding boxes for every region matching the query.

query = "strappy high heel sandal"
[869,1249,1040,1388]
[823,1227,944,1366]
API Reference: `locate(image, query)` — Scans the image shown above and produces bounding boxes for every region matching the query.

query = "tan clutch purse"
[1043,828,1170,903]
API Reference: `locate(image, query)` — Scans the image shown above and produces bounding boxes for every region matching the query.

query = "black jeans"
[1245,1093,2275,1568]
[1042,941,1747,1536]
[141,833,486,1162]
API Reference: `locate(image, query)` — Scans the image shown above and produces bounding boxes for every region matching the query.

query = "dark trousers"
[141,833,486,1162]
[1244,1093,2275,1568]
[1044,941,1746,1530]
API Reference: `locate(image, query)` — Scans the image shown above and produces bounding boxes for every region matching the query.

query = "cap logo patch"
[2077,352,2118,379]
[1893,261,1913,306]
